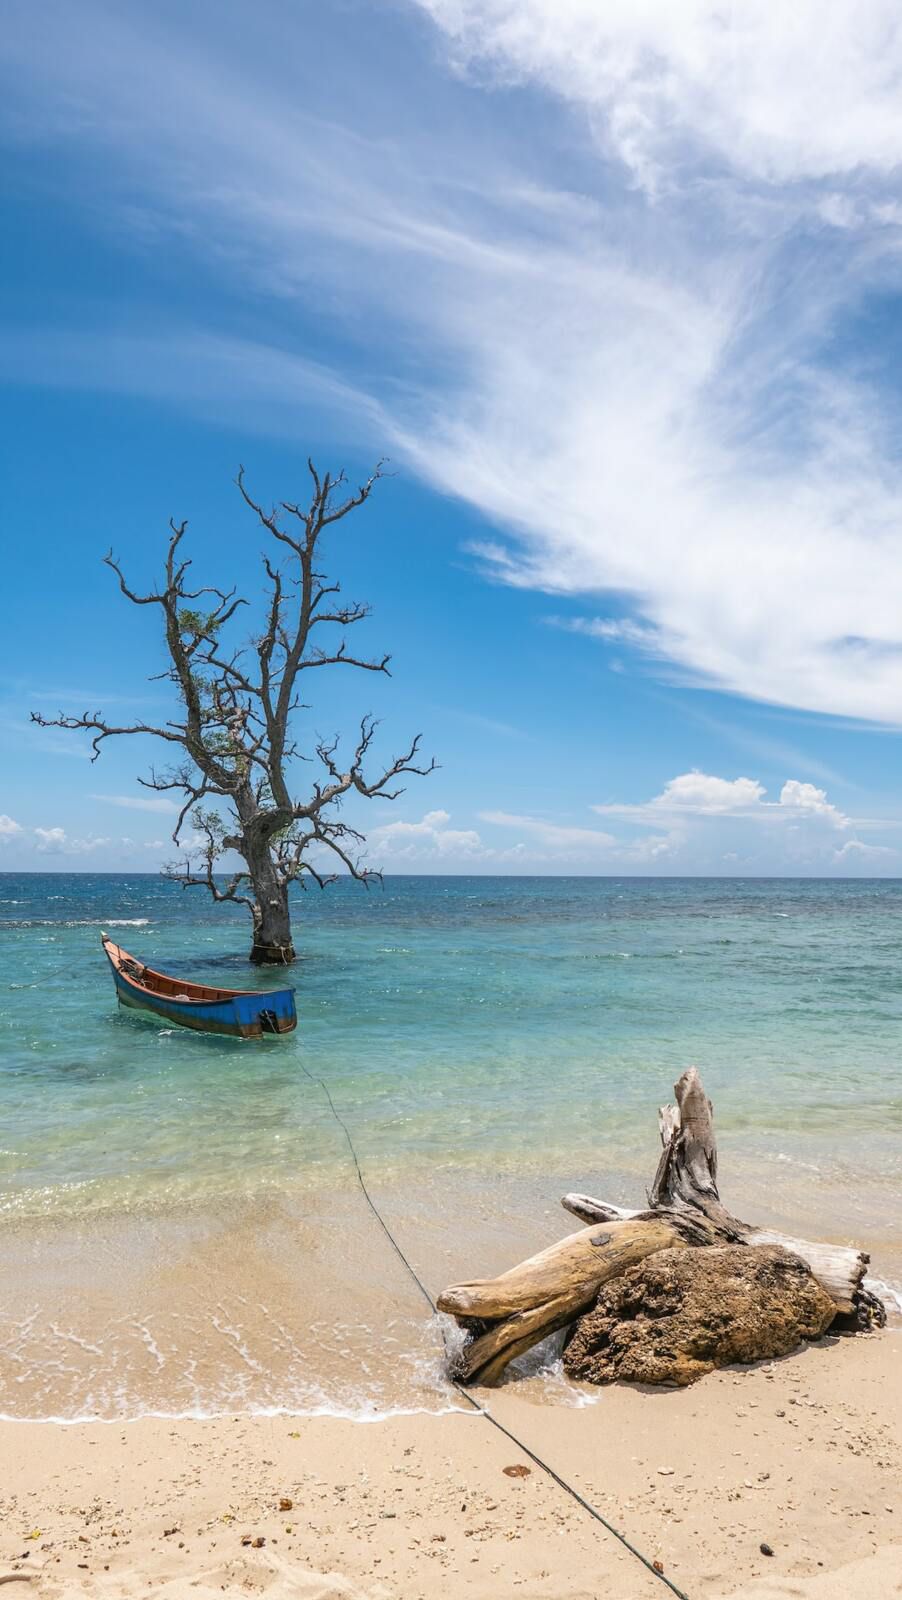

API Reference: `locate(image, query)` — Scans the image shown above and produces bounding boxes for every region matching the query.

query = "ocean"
[1,872,900,1421]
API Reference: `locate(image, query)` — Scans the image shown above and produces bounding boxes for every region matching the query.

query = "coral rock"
[563,1244,835,1387]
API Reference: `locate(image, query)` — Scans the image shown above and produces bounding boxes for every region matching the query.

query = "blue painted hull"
[103,937,296,1038]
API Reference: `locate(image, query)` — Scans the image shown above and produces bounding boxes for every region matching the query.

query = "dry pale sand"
[1,1332,900,1600]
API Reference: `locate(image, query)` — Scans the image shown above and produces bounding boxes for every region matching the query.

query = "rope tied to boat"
[299,1062,691,1600]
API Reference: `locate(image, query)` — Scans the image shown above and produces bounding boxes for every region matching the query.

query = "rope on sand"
[300,1064,691,1600]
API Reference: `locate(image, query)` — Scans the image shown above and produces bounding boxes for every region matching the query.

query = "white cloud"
[399,9,902,727]
[778,779,848,827]
[418,1,902,192]
[476,772,863,871]
[33,826,112,855]
[399,252,902,723]
[0,814,22,836]
[367,807,621,867]
[625,831,681,863]
[654,773,766,815]
[833,838,896,861]
[479,808,692,865]
[475,771,895,872]
[33,826,67,852]
[368,808,487,862]
[595,770,850,828]
[374,777,882,872]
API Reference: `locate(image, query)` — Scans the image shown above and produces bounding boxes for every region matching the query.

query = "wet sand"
[1,1333,900,1599]
[3,1167,900,1422]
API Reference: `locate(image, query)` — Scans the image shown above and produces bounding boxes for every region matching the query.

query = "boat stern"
[234,988,297,1036]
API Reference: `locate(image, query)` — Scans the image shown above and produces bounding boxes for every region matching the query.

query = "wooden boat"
[101,934,297,1038]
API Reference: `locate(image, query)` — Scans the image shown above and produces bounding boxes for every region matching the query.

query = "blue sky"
[3,0,902,874]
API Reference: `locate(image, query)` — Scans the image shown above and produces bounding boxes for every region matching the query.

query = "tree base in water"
[249,940,296,965]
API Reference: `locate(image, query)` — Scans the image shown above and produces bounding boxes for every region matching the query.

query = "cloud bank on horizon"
[366,766,899,871]
[3,1,902,872]
[5,769,895,874]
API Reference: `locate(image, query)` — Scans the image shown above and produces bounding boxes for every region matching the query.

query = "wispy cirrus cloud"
[656,701,850,790]
[479,809,615,851]
[0,329,384,447]
[4,2,902,728]
[438,707,530,741]
[90,793,179,814]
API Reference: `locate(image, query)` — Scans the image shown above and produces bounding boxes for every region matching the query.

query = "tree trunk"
[250,894,295,964]
[243,829,295,964]
[438,1067,885,1386]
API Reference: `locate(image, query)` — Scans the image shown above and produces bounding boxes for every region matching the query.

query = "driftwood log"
[438,1067,885,1386]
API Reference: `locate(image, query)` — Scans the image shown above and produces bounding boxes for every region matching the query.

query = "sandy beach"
[2,1331,899,1600]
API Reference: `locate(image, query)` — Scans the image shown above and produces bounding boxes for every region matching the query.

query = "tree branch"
[30,711,188,763]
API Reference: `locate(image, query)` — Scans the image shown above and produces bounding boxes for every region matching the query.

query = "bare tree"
[33,461,435,963]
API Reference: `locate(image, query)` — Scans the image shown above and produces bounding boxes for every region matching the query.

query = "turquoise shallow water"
[2,873,902,1215]
[2,873,901,1419]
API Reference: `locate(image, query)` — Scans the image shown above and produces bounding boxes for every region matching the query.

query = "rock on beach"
[563,1244,837,1387]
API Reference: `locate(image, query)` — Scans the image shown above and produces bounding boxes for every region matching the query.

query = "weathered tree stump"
[438,1067,885,1386]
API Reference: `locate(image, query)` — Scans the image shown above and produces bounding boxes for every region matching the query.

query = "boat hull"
[103,937,297,1038]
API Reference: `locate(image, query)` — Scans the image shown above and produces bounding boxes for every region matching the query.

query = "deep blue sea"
[1,873,900,1419]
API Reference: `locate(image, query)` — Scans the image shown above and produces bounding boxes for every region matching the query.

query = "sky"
[3,0,902,875]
